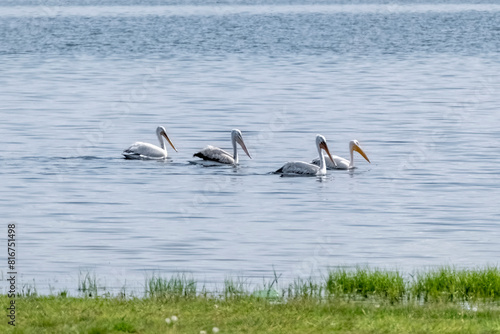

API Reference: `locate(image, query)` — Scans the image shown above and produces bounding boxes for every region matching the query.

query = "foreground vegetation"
[2,267,500,333]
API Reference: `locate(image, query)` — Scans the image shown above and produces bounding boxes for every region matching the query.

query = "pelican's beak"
[238,136,252,159]
[319,141,336,167]
[162,132,178,152]
[353,144,370,163]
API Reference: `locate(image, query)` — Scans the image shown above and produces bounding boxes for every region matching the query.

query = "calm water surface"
[1,2,500,294]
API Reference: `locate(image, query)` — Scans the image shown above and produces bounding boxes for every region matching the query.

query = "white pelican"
[193,129,251,165]
[122,126,177,160]
[275,134,336,176]
[311,139,370,169]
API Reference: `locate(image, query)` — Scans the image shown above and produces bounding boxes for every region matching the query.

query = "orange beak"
[162,132,177,152]
[353,145,370,163]
[319,141,336,167]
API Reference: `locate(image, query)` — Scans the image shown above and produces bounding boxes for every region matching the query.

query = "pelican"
[275,135,336,176]
[122,126,177,160]
[193,129,251,165]
[311,139,370,169]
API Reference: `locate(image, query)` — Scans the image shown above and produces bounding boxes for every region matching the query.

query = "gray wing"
[193,145,235,164]
[277,161,319,175]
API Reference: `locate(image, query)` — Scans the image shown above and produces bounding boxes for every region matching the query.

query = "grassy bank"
[2,267,500,333]
[3,295,500,333]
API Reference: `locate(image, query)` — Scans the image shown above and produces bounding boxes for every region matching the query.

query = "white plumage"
[311,139,370,169]
[275,135,335,176]
[122,126,177,160]
[193,145,236,164]
[193,129,251,165]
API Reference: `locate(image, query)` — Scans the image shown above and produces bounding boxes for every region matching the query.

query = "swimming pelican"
[275,134,336,176]
[122,126,177,160]
[193,129,251,165]
[311,139,370,169]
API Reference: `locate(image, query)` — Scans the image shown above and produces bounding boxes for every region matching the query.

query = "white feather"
[122,126,176,160]
[278,161,323,175]
[193,129,251,165]
[276,134,332,176]
[194,145,235,164]
[123,141,167,160]
[311,155,350,169]
[311,140,370,169]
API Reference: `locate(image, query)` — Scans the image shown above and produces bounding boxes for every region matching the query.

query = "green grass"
[2,266,500,333]
[145,274,197,299]
[2,295,500,333]
[286,277,323,299]
[325,266,500,303]
[78,272,99,298]
[411,266,500,302]
[326,267,406,302]
[222,277,248,299]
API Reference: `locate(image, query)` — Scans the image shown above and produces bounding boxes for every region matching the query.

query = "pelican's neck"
[317,144,326,174]
[157,132,166,151]
[232,135,238,164]
[349,146,354,168]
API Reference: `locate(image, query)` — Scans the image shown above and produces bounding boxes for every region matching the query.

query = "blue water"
[1,2,500,294]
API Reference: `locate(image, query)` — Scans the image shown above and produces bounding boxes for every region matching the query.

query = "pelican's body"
[311,139,370,169]
[123,126,177,160]
[193,129,251,165]
[275,135,335,176]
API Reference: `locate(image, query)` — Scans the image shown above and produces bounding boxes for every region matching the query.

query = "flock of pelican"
[122,126,370,176]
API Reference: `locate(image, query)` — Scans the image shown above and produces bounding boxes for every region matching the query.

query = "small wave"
[58,156,108,160]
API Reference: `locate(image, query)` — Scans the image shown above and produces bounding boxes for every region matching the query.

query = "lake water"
[1,1,500,294]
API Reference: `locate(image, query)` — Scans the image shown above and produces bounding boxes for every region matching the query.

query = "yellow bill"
[354,145,370,163]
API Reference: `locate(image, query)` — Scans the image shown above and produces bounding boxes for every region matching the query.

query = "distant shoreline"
[8,266,500,301]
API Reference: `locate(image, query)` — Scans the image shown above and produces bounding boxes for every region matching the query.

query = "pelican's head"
[316,134,335,166]
[349,140,370,163]
[231,129,252,159]
[156,126,177,152]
